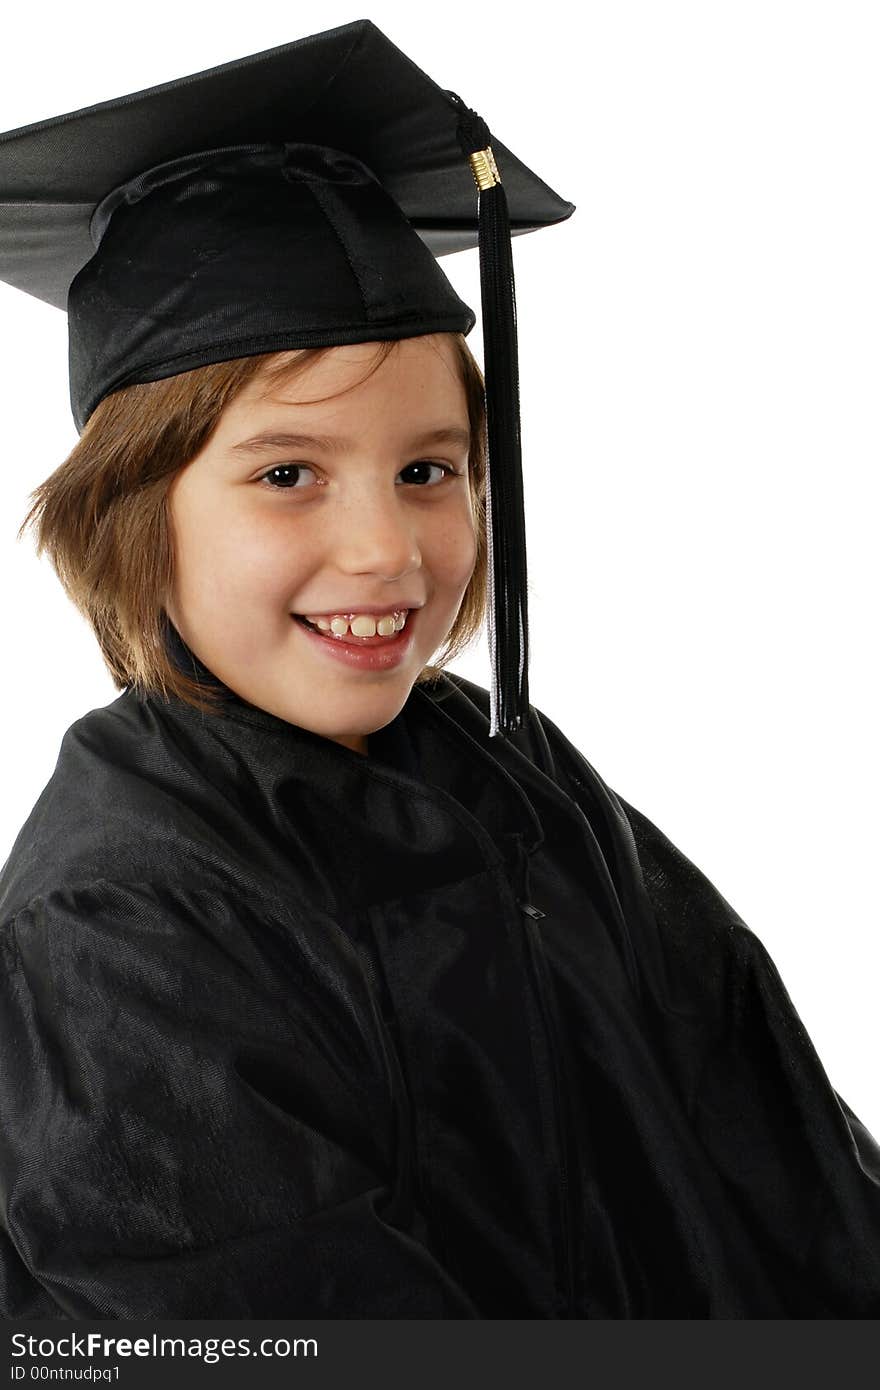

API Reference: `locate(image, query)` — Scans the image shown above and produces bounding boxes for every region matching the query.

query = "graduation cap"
[0,18,575,738]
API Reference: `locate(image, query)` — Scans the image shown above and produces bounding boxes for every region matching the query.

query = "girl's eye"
[257,464,317,491]
[399,460,460,487]
[257,460,461,491]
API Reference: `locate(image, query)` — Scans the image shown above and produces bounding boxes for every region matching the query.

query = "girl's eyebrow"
[229,425,471,456]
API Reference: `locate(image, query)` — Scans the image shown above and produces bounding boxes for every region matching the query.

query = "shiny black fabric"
[67,141,476,433]
[0,17,574,430]
[1,633,879,1318]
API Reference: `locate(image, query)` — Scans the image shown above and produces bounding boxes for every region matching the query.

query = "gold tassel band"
[468,146,502,191]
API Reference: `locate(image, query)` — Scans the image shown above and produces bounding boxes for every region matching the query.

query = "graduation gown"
[1,626,878,1319]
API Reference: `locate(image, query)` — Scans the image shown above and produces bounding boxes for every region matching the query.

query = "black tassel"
[449,92,529,738]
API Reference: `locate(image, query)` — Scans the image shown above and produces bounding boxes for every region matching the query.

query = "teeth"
[306,610,408,638]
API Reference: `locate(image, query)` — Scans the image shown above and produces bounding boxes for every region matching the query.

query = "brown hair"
[17,334,488,717]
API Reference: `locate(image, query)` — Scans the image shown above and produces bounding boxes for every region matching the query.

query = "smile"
[291,609,417,670]
[296,609,408,642]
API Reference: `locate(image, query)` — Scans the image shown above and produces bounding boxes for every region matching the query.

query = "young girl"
[1,21,878,1320]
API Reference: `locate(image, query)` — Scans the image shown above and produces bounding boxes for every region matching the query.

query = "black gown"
[1,622,878,1319]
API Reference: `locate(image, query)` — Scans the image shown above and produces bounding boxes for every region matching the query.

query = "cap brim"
[0,17,575,310]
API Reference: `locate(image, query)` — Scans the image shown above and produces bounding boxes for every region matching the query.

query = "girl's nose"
[330,493,422,579]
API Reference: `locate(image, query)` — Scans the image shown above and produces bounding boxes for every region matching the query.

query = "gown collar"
[156,618,546,881]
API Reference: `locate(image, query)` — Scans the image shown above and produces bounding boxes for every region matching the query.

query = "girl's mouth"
[293,611,408,646]
[291,609,417,671]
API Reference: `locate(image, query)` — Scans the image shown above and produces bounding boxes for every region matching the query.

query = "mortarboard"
[0,18,574,738]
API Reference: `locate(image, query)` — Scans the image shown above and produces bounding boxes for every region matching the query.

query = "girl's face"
[164,334,477,756]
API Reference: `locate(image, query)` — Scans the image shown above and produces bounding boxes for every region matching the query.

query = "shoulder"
[0,690,238,924]
[471,686,775,1011]
[613,790,771,1002]
[421,672,568,782]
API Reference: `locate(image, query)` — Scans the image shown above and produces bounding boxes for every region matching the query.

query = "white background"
[1,2,878,1140]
